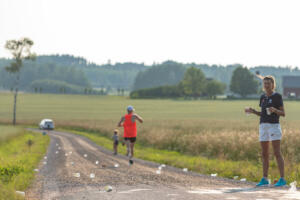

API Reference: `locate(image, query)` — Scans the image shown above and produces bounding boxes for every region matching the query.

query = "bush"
[130,85,182,99]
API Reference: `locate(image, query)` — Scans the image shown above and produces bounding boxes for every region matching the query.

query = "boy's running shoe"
[129,160,134,165]
[274,178,287,187]
[256,177,269,187]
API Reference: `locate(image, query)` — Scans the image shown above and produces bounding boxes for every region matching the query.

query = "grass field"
[0,125,50,200]
[1,93,300,183]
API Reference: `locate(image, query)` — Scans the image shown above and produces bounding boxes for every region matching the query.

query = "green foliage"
[5,38,35,74]
[181,67,206,97]
[230,67,259,97]
[204,80,226,99]
[0,126,49,200]
[130,85,182,99]
[133,61,186,90]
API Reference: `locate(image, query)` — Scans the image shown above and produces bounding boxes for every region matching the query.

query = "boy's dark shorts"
[114,141,119,145]
[124,137,136,143]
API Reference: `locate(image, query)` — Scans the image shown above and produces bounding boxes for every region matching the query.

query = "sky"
[1,0,300,67]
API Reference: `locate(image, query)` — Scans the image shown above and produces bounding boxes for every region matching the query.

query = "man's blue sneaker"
[256,177,269,187]
[274,178,287,187]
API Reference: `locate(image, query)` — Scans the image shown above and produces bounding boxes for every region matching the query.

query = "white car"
[39,119,55,130]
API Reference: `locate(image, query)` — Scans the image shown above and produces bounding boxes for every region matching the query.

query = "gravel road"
[25,129,300,200]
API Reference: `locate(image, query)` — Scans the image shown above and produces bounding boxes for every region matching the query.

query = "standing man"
[118,105,143,165]
[245,76,286,187]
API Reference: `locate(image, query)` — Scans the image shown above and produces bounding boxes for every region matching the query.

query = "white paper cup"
[266,108,271,115]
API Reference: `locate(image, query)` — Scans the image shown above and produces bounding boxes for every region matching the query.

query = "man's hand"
[269,107,277,113]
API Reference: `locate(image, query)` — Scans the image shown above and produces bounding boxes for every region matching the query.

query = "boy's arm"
[134,114,144,123]
[118,116,125,127]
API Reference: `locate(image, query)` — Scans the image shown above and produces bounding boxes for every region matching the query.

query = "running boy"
[112,129,119,155]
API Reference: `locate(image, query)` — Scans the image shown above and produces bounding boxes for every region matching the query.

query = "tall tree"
[205,80,226,99]
[181,67,206,97]
[5,38,35,125]
[230,66,258,97]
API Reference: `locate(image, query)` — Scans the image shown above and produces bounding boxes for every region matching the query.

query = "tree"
[5,38,35,125]
[205,80,226,99]
[230,67,259,97]
[181,67,206,97]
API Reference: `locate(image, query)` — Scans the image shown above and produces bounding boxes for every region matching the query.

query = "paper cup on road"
[158,166,162,170]
[240,178,246,182]
[90,173,95,179]
[34,169,39,172]
[43,161,47,165]
[105,186,113,192]
[114,163,119,168]
[44,156,47,160]
[266,108,271,115]
[84,154,88,158]
[95,161,99,165]
[73,173,80,178]
[233,176,239,180]
[161,164,166,168]
[156,170,161,174]
[183,168,188,172]
[55,151,59,154]
[211,173,218,177]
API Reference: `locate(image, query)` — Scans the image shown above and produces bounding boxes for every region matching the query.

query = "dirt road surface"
[25,130,300,200]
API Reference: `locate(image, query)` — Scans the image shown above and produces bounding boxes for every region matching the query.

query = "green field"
[1,93,300,183]
[0,125,49,200]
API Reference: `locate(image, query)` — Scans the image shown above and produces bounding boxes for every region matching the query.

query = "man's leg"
[272,140,284,178]
[126,140,130,156]
[260,141,269,178]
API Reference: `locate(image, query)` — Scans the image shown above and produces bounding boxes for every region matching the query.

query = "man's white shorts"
[259,123,282,142]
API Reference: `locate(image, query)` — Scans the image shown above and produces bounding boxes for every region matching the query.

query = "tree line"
[131,66,260,99]
[130,67,226,99]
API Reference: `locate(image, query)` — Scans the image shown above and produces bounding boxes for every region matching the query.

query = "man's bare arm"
[118,116,125,127]
[249,108,261,116]
[270,106,285,117]
[134,114,143,123]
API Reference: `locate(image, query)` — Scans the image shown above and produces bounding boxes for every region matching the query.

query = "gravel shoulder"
[25,129,299,200]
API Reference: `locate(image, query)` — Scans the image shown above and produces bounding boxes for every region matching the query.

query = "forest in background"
[1,54,300,94]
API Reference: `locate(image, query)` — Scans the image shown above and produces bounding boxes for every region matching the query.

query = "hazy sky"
[1,0,300,66]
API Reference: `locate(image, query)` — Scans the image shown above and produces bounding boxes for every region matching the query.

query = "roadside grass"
[0,126,50,200]
[62,128,300,184]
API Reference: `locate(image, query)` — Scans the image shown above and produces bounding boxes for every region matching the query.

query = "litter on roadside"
[73,173,80,178]
[44,156,47,160]
[158,166,162,170]
[95,161,99,165]
[90,173,95,179]
[55,151,59,154]
[104,186,113,192]
[114,163,119,168]
[156,170,161,175]
[43,161,47,165]
[289,181,297,192]
[211,173,218,177]
[240,178,247,182]
[16,191,25,196]
[34,169,39,172]
[84,154,88,158]
[233,176,239,180]
[161,164,166,168]
[183,168,188,172]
